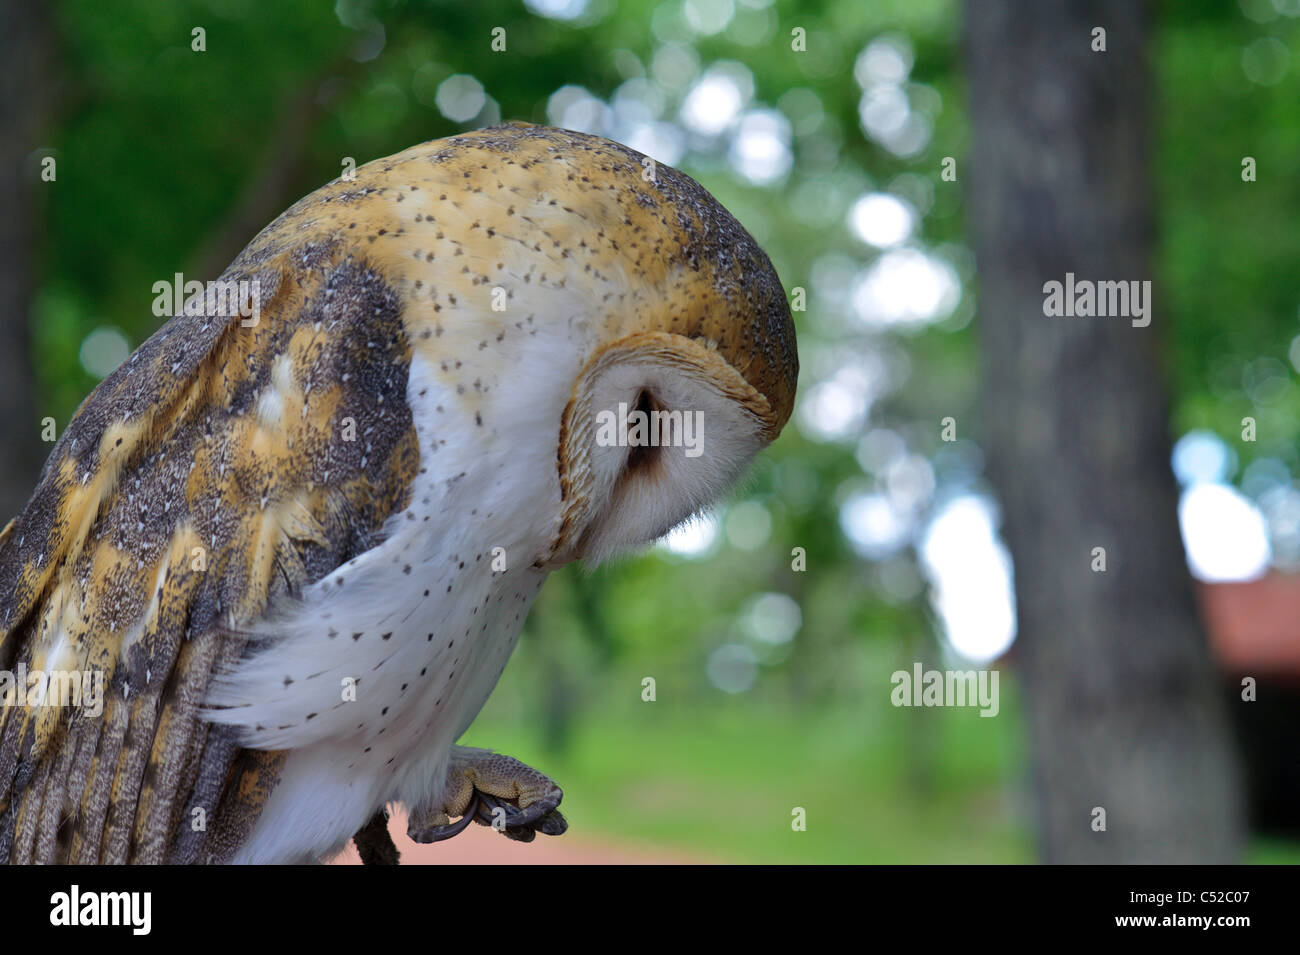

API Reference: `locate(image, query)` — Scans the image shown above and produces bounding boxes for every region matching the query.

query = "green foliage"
[1158,3,1300,471]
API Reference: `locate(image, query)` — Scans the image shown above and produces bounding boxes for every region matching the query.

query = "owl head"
[493,125,800,565]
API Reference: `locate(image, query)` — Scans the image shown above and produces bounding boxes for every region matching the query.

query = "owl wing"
[0,224,421,863]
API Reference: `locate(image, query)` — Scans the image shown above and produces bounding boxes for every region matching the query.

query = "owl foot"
[407,748,568,845]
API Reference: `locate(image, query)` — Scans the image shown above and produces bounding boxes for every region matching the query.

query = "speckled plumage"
[0,122,797,863]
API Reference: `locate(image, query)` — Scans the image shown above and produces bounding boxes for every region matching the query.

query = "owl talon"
[407,749,569,845]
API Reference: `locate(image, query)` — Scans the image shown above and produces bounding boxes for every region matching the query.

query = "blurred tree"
[964,0,1243,861]
[0,0,50,518]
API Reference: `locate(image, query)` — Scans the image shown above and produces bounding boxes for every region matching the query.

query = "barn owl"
[0,122,797,864]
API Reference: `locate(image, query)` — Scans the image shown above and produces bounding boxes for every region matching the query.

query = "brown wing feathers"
[0,228,421,863]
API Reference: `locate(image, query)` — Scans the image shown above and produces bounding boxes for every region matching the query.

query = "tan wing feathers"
[0,220,421,861]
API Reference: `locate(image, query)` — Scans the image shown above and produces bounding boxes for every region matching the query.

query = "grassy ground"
[464,690,1033,863]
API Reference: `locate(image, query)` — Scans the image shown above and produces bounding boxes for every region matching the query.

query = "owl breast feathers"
[0,122,796,864]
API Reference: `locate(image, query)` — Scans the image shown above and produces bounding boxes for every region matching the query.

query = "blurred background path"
[328,807,715,864]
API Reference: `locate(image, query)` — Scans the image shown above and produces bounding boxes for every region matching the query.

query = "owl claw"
[406,750,568,845]
[475,791,568,838]
[411,797,480,843]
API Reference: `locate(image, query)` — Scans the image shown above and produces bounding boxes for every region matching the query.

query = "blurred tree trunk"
[0,0,49,520]
[963,0,1244,861]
